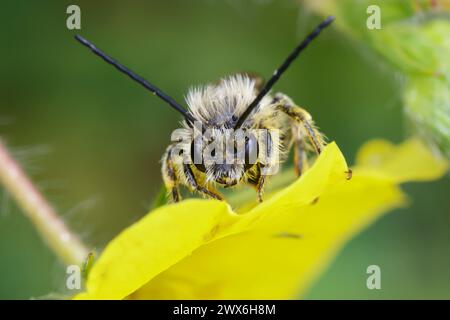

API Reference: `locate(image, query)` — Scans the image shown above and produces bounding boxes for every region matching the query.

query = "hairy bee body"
[75,16,335,203]
[162,74,325,202]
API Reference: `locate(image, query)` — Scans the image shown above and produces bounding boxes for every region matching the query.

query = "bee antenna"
[235,16,335,129]
[74,35,196,124]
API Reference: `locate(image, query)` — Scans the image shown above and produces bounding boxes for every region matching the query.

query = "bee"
[75,16,335,203]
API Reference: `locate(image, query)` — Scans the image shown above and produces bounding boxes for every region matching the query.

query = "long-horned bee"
[75,16,334,202]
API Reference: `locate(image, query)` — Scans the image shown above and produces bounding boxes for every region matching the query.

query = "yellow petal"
[132,176,404,299]
[76,139,447,300]
[76,142,345,299]
[80,200,237,299]
[355,138,448,182]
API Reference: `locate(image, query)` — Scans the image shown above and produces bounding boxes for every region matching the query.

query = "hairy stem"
[0,140,89,266]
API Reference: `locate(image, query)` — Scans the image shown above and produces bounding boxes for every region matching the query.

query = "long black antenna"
[74,35,196,124]
[234,16,335,129]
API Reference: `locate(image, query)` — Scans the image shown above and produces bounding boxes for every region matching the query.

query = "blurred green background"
[0,0,449,299]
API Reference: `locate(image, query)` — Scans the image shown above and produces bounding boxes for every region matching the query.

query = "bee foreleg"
[256,174,266,203]
[247,165,266,203]
[162,146,182,202]
[183,164,223,201]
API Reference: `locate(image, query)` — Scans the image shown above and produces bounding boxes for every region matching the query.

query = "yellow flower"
[75,139,447,300]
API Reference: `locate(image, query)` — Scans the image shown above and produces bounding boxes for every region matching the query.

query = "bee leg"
[275,93,326,155]
[183,164,223,201]
[247,165,266,202]
[293,138,309,177]
[256,174,266,203]
[161,146,181,202]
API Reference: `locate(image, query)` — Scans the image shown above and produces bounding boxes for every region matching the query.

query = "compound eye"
[244,136,258,170]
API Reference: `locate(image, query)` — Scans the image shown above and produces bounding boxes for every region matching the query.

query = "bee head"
[190,129,260,187]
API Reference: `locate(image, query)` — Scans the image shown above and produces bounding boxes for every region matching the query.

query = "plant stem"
[0,140,89,266]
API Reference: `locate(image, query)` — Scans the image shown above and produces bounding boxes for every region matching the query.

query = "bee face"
[190,126,261,187]
[210,164,243,187]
